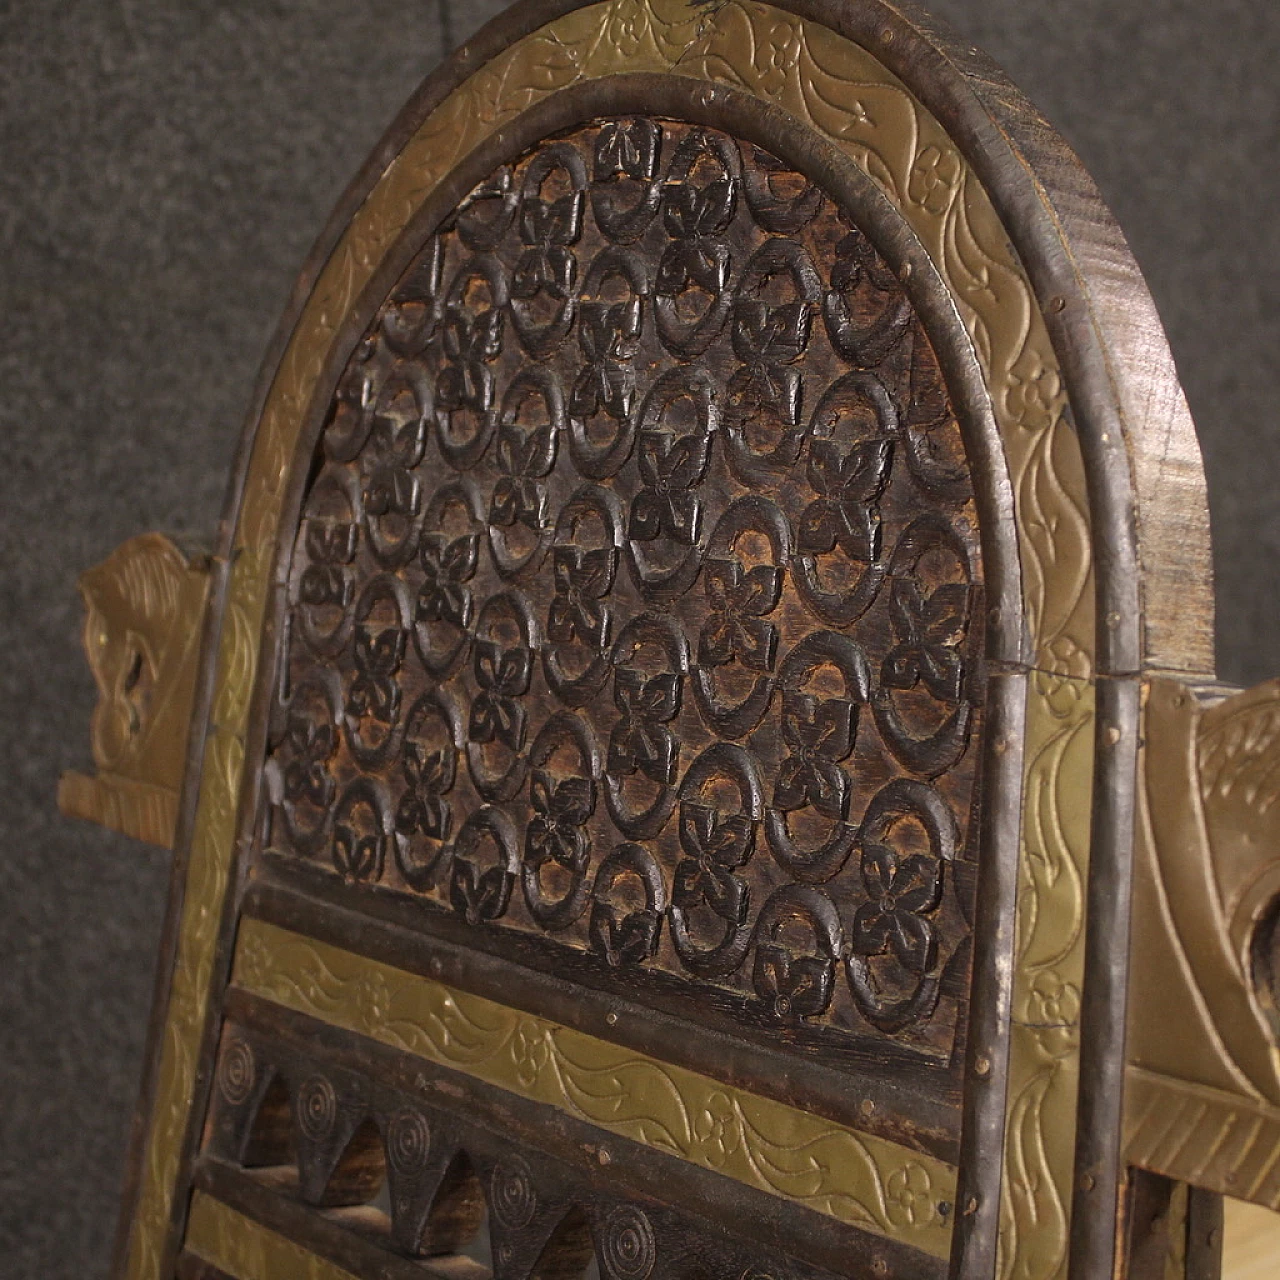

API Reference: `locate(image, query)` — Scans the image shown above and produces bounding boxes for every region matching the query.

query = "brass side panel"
[1127,677,1280,1208]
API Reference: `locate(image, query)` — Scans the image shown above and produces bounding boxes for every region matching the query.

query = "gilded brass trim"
[122,4,1097,1277]
[999,674,1095,1280]
[232,919,958,1259]
[185,1190,359,1280]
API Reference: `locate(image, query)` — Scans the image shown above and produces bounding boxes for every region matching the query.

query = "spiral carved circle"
[386,1108,432,1175]
[491,1156,537,1229]
[297,1075,338,1142]
[216,1037,256,1106]
[600,1206,657,1280]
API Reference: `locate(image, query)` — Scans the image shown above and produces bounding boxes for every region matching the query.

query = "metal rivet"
[606,1011,618,1026]
[860,1098,875,1117]
[598,1147,612,1166]
[975,1055,991,1077]
[1080,1173,1096,1192]
[1048,295,1066,313]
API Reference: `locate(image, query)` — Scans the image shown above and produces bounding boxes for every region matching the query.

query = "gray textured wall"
[2,2,1276,1276]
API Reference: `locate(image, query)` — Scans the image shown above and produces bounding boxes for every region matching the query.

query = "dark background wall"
[2,2,1276,1275]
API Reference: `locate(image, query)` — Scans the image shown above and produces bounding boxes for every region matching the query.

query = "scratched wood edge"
[99,2,1208,1280]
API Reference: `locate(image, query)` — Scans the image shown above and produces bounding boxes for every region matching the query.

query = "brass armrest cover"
[1127,677,1280,1207]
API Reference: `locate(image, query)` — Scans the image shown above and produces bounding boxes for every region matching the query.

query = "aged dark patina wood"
[267,115,985,1073]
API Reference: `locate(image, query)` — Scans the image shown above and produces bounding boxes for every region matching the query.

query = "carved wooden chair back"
[61,3,1280,1279]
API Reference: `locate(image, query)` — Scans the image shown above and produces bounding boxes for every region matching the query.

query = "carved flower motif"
[333,809,383,883]
[608,668,680,784]
[629,428,711,546]
[672,801,755,926]
[886,1163,936,1227]
[850,844,943,975]
[469,641,531,753]
[572,297,640,421]
[797,438,892,562]
[753,942,834,1020]
[907,145,962,216]
[773,691,855,820]
[546,545,617,650]
[514,173,582,302]
[693,1091,743,1167]
[395,742,454,843]
[417,532,479,631]
[590,900,663,968]
[439,306,502,412]
[449,852,514,926]
[348,621,405,724]
[882,579,969,703]
[697,559,783,672]
[282,713,335,809]
[525,769,595,875]
[595,118,659,181]
[490,420,557,530]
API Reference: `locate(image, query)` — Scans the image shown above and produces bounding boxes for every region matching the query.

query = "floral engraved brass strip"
[185,1190,359,1280]
[123,3,1096,1277]
[999,674,1094,1280]
[232,918,957,1259]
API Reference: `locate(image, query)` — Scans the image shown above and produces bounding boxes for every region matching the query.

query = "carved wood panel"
[261,118,984,1074]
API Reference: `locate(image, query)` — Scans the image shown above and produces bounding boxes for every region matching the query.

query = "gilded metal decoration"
[58,532,210,847]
